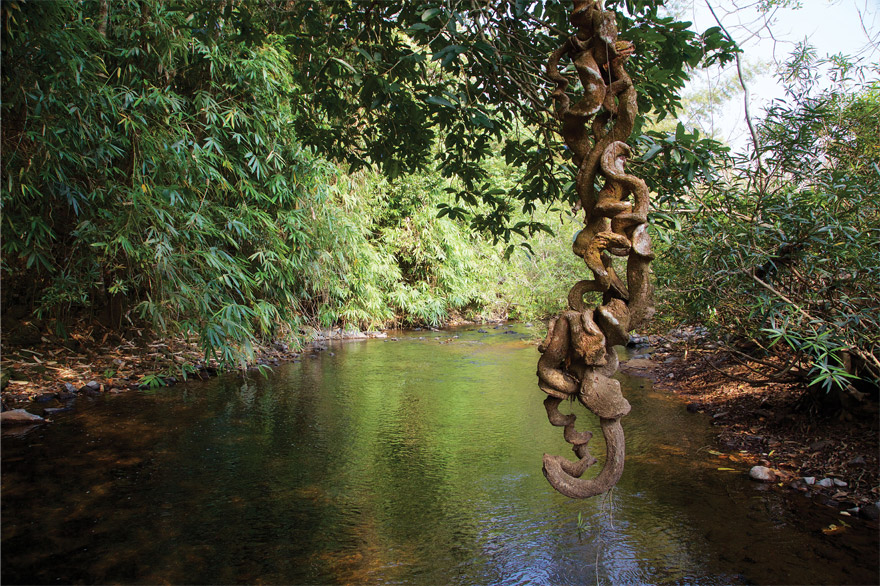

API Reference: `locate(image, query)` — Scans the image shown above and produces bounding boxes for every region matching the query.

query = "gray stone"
[816,478,833,488]
[80,381,101,393]
[847,455,866,467]
[802,476,816,485]
[62,382,78,393]
[789,480,808,492]
[832,478,848,487]
[749,465,775,482]
[1,409,46,425]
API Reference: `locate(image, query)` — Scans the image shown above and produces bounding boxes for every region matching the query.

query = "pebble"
[749,465,775,482]
[832,478,847,487]
[789,479,808,492]
[816,478,834,488]
[802,476,816,485]
[80,381,102,393]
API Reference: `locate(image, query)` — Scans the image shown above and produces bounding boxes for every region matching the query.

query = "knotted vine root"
[538,0,655,499]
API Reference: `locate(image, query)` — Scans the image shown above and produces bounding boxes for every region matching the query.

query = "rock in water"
[1,409,46,426]
[859,503,880,521]
[749,465,775,482]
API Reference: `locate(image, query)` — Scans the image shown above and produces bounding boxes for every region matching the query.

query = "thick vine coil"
[538,0,654,499]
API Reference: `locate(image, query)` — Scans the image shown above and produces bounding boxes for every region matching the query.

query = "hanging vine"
[538,0,655,499]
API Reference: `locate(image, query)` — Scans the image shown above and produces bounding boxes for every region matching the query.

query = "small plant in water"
[577,511,589,540]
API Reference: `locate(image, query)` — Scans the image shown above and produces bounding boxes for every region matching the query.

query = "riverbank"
[622,328,879,518]
[0,326,387,411]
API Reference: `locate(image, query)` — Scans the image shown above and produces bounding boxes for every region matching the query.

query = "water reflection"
[2,328,877,585]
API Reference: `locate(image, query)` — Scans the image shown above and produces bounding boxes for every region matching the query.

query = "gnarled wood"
[537,0,654,499]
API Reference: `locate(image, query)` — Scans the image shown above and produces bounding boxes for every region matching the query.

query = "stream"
[2,327,877,584]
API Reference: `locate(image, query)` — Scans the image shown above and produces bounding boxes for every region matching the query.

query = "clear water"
[2,328,877,584]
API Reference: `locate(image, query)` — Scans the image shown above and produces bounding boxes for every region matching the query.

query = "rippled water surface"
[2,328,878,584]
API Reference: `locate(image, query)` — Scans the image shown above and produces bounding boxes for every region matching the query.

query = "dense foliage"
[653,47,880,393]
[2,0,733,367]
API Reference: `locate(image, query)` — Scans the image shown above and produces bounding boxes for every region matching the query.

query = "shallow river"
[2,328,878,585]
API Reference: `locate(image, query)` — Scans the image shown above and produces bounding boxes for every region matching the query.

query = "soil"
[622,329,879,512]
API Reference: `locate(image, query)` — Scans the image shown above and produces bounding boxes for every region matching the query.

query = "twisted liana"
[537,0,654,499]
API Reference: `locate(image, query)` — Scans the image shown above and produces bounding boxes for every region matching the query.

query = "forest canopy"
[0,0,732,360]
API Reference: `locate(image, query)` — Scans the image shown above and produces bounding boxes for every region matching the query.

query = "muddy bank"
[622,329,879,514]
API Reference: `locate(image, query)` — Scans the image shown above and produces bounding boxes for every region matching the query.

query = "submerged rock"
[859,503,880,521]
[43,406,74,416]
[1,409,46,426]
